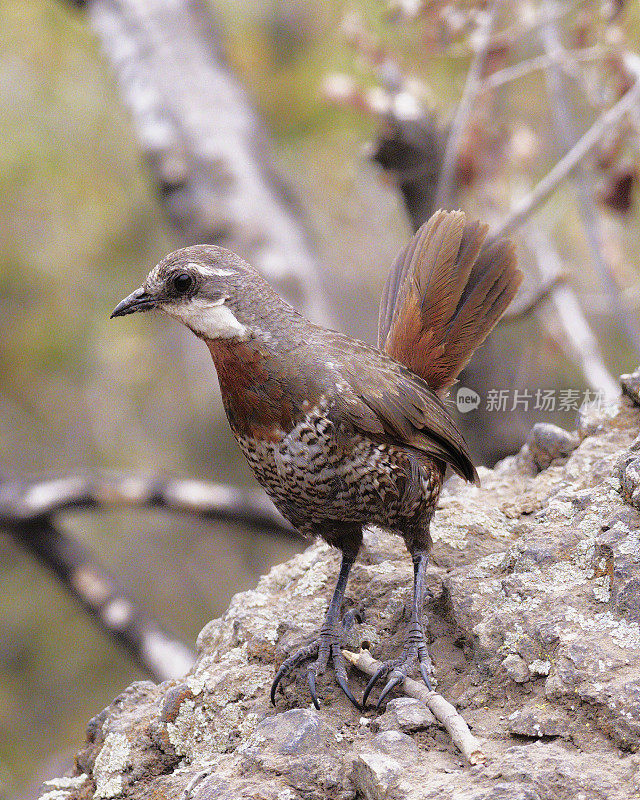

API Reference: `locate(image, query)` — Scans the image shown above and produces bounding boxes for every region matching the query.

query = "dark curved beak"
[110,287,157,318]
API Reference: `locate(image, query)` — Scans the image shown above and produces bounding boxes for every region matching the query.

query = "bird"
[111,209,522,710]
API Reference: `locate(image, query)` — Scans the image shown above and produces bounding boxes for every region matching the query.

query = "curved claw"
[375,672,403,712]
[270,662,289,705]
[271,645,318,705]
[362,664,391,709]
[270,603,365,709]
[307,668,320,710]
[333,664,361,710]
[419,660,433,691]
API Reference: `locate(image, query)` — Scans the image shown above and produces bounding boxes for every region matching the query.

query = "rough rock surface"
[40,383,640,800]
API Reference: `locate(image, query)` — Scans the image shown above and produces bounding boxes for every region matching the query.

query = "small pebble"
[502,654,530,683]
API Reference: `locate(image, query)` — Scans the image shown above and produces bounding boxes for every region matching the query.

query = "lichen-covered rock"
[616,434,640,509]
[40,393,640,799]
[240,709,353,799]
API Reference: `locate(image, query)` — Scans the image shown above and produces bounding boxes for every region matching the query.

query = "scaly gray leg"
[362,549,433,710]
[271,551,360,710]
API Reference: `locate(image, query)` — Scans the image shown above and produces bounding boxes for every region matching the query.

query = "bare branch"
[490,52,640,243]
[2,513,195,682]
[0,474,298,681]
[501,273,566,320]
[434,3,499,208]
[0,474,296,537]
[539,10,640,356]
[83,0,332,324]
[335,10,426,122]
[486,0,592,53]
[484,46,609,91]
[525,227,619,400]
[344,649,485,765]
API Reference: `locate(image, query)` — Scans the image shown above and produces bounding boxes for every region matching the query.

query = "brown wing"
[378,210,523,394]
[322,336,478,483]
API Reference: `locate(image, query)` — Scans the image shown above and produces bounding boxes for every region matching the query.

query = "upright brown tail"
[378,210,523,394]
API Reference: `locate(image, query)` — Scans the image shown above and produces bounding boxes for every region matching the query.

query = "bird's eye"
[171,272,195,295]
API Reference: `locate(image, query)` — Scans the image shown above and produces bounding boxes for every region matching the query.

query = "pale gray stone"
[507,707,570,738]
[621,370,640,405]
[520,422,580,472]
[377,697,435,733]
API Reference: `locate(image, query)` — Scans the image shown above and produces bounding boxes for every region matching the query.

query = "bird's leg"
[271,550,360,710]
[362,549,433,710]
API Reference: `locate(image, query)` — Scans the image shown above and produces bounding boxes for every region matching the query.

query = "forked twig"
[484,46,609,91]
[489,52,640,243]
[539,13,640,356]
[344,649,485,765]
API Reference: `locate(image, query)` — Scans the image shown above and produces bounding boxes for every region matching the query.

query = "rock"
[520,422,580,472]
[376,697,435,733]
[528,659,551,676]
[247,708,335,756]
[39,391,640,799]
[241,709,352,799]
[616,436,640,509]
[371,730,419,759]
[352,751,402,800]
[502,654,530,683]
[507,706,570,738]
[621,368,640,405]
[353,731,422,800]
[39,776,89,800]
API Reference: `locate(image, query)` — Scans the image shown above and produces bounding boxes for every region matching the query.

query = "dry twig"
[501,273,566,320]
[539,10,640,356]
[343,649,485,765]
[525,227,619,400]
[484,46,609,91]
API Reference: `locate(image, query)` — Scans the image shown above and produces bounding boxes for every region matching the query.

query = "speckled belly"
[233,406,441,536]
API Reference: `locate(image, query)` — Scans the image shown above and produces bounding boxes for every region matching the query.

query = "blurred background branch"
[0,474,294,535]
[0,474,295,682]
[1,509,195,684]
[433,1,500,209]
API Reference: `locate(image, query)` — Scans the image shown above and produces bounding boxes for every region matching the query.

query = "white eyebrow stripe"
[188,262,236,277]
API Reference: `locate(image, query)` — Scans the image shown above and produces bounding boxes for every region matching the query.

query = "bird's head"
[111,245,285,341]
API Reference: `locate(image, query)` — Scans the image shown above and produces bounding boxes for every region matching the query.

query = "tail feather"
[379,210,522,394]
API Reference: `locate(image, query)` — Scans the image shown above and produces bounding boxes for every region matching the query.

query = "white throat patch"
[163,296,249,340]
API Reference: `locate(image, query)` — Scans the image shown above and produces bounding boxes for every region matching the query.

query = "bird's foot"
[270,611,362,710]
[362,635,433,711]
